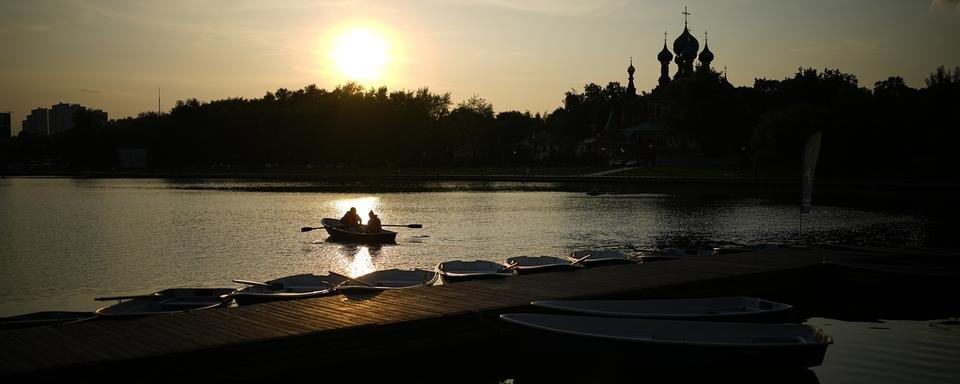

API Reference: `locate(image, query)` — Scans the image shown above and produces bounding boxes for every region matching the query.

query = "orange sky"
[2,0,959,134]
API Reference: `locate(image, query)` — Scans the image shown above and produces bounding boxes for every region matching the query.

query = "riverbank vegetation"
[5,66,959,180]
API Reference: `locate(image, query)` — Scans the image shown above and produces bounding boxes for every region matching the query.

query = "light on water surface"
[0,178,931,317]
[331,196,382,222]
[340,246,377,278]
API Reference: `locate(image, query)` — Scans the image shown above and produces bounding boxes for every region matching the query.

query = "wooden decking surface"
[1,247,955,379]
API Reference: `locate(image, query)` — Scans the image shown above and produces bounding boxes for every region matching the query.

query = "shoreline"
[2,169,957,190]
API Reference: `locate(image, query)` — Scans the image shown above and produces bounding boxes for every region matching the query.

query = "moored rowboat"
[504,256,582,274]
[531,296,794,322]
[336,268,438,293]
[227,273,347,305]
[500,313,832,368]
[0,311,95,330]
[436,260,517,283]
[569,249,636,266]
[321,218,397,244]
[94,288,235,318]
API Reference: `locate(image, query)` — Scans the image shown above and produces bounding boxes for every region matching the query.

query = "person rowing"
[339,207,362,230]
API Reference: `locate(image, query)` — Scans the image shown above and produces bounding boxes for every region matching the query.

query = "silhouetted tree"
[5,65,958,179]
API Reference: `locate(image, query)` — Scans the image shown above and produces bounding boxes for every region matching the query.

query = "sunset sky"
[2,0,959,134]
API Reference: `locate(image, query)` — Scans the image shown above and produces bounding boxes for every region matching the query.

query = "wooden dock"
[1,247,957,380]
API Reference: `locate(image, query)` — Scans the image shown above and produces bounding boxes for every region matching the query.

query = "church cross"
[682,7,690,27]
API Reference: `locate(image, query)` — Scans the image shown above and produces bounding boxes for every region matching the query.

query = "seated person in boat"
[340,207,362,229]
[366,211,382,233]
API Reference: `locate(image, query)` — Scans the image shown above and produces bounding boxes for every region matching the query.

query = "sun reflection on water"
[338,246,377,278]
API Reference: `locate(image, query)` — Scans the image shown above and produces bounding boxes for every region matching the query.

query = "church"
[585,8,718,165]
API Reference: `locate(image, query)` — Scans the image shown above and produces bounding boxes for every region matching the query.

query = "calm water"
[0,177,930,316]
[1,177,955,383]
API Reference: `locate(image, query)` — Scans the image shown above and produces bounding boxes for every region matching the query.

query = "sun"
[331,28,389,81]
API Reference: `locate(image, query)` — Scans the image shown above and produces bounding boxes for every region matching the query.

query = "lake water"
[0,177,933,316]
[1,177,955,383]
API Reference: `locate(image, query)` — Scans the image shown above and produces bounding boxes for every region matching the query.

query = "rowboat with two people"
[314,218,398,244]
[302,215,423,244]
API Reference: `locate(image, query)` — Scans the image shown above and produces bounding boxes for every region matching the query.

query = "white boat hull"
[568,250,636,266]
[337,269,438,293]
[501,314,832,368]
[437,260,517,283]
[531,297,795,322]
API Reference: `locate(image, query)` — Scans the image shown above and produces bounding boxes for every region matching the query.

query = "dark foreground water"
[0,177,956,383]
[489,317,960,384]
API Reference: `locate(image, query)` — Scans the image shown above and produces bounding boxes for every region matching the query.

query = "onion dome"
[657,42,673,63]
[628,59,636,74]
[698,43,714,63]
[672,26,700,60]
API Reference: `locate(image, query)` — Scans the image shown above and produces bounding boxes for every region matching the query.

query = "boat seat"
[707,307,749,314]
[159,299,219,308]
[373,280,419,287]
[751,336,804,344]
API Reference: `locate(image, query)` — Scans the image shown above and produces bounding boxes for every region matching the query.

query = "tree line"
[5,65,959,179]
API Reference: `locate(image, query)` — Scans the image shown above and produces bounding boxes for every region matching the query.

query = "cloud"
[440,0,629,17]
[788,39,886,56]
[930,0,960,14]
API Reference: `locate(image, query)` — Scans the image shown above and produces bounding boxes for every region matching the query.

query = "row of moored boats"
[93,251,638,317]
[0,249,691,324]
[0,245,831,369]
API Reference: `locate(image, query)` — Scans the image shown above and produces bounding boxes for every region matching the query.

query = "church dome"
[657,43,673,62]
[672,27,700,59]
[698,43,713,62]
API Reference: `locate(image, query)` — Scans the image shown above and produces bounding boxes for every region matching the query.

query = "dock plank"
[0,249,880,379]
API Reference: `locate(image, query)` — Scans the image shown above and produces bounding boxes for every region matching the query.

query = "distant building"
[0,112,10,140]
[661,7,715,82]
[22,108,49,136]
[586,7,718,164]
[50,103,83,135]
[1,112,9,168]
[88,109,108,123]
[20,103,108,136]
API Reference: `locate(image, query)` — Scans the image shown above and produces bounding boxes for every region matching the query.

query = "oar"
[570,254,591,266]
[301,223,422,232]
[232,279,285,289]
[302,225,336,232]
[328,271,373,287]
[94,293,161,302]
